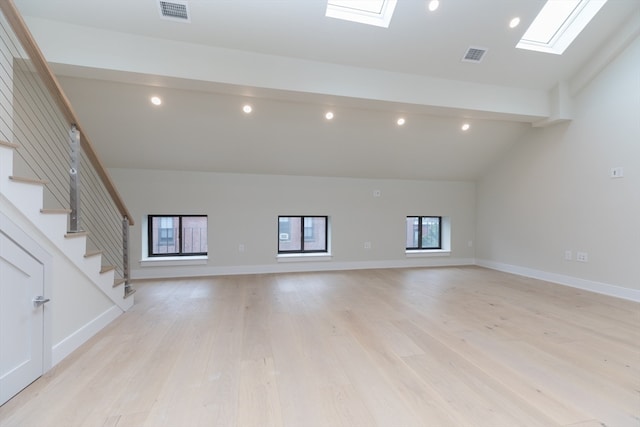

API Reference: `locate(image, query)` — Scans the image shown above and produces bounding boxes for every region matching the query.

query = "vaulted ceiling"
[13,0,640,180]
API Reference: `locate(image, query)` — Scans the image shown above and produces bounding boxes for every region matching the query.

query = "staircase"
[0,140,134,311]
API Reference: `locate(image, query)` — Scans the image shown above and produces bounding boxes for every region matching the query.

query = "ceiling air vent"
[462,46,487,63]
[158,0,190,23]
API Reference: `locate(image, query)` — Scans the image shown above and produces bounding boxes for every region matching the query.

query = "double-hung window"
[406,216,441,250]
[278,216,328,253]
[148,215,208,256]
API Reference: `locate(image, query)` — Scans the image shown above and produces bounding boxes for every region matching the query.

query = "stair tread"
[100,265,116,274]
[0,140,19,149]
[64,231,89,238]
[41,208,72,214]
[84,250,103,258]
[9,175,49,185]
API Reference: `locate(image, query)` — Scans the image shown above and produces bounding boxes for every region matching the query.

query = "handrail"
[0,0,134,226]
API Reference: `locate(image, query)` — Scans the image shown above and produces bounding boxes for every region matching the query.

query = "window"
[325,0,398,28]
[148,215,208,256]
[406,216,441,250]
[278,216,328,253]
[516,0,607,55]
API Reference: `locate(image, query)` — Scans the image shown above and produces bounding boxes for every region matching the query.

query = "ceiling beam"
[24,15,551,122]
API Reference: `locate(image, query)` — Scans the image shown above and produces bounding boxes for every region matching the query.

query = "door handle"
[33,296,50,308]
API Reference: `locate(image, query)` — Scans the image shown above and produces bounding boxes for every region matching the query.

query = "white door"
[0,231,45,406]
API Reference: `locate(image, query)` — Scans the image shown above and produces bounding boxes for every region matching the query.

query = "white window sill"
[140,256,208,267]
[405,249,451,258]
[277,253,333,263]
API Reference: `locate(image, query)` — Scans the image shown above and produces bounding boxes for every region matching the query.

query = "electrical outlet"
[564,250,572,261]
[364,241,371,249]
[239,244,245,252]
[576,251,588,262]
[373,190,381,197]
[610,167,624,178]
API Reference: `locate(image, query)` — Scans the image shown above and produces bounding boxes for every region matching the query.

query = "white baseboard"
[131,257,475,280]
[476,259,640,302]
[52,305,123,366]
[134,257,639,302]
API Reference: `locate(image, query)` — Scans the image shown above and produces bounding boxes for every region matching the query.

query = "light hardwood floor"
[1,266,639,427]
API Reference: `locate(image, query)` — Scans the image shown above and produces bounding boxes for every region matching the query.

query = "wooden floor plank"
[0,266,638,427]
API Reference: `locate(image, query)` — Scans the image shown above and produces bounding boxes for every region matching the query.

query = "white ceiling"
[13,0,640,180]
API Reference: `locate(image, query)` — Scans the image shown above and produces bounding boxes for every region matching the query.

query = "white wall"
[109,169,476,278]
[476,36,640,296]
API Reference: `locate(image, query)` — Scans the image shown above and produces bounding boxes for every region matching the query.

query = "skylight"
[326,0,398,28]
[516,0,607,55]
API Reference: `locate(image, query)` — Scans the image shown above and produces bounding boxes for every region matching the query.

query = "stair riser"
[60,235,90,262]
[33,214,69,239]
[82,254,103,277]
[0,145,14,177]
[2,179,45,216]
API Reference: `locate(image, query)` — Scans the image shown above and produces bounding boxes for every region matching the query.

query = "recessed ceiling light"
[397,118,406,126]
[150,96,162,106]
[325,111,334,120]
[427,0,439,12]
[509,17,520,28]
[461,123,470,131]
[243,105,252,114]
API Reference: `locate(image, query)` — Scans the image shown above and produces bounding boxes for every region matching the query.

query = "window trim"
[406,216,442,251]
[148,214,208,257]
[278,215,329,254]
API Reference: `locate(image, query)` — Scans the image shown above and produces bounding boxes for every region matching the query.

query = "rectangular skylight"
[516,0,607,54]
[326,0,398,28]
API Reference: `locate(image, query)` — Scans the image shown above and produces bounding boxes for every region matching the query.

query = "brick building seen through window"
[149,215,208,256]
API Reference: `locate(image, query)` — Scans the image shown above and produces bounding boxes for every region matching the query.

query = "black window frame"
[148,214,208,257]
[406,216,442,250]
[278,215,328,254]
